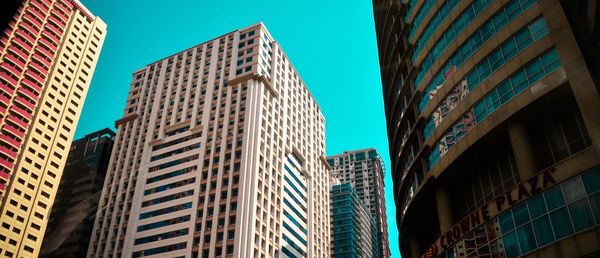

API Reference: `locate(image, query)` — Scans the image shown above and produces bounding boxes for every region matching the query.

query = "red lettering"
[459,218,470,235]
[495,195,506,211]
[543,170,556,188]
[528,176,542,195]
[470,211,481,228]
[440,235,447,249]
[481,206,490,220]
[452,225,461,240]
[507,190,517,206]
[518,184,530,201]
[445,231,454,244]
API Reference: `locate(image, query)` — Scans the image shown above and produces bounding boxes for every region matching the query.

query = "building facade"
[372,0,600,257]
[327,148,390,258]
[330,182,376,258]
[0,0,106,257]
[87,23,331,258]
[40,128,115,258]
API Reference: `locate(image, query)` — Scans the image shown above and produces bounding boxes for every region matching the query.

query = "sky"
[76,0,399,256]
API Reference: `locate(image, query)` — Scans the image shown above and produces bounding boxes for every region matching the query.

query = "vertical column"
[410,236,421,258]
[508,122,537,180]
[435,187,453,233]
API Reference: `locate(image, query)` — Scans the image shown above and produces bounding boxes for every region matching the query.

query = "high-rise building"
[330,182,376,258]
[0,0,106,256]
[372,0,600,257]
[326,148,390,258]
[41,128,115,258]
[88,22,330,258]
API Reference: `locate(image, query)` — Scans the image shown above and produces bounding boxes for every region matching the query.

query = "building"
[87,22,330,258]
[40,128,115,258]
[372,0,600,257]
[327,148,390,258]
[330,182,376,258]
[0,0,106,257]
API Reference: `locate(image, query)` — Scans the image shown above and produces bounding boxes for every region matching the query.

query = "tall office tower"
[330,182,376,258]
[372,0,600,257]
[88,22,330,258]
[0,0,106,257]
[326,148,390,258]
[41,128,115,257]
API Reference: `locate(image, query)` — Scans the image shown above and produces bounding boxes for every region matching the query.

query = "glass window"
[532,215,554,246]
[550,207,574,238]
[513,203,530,227]
[500,212,515,232]
[563,177,586,202]
[583,168,600,194]
[569,199,595,231]
[503,231,521,258]
[528,195,547,219]
[516,223,537,253]
[525,59,544,83]
[545,186,565,210]
[589,193,600,223]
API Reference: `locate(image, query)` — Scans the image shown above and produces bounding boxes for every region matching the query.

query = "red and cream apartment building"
[0,0,106,257]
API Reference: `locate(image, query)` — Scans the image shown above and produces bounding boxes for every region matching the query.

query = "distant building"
[372,0,600,257]
[327,148,390,258]
[0,0,106,256]
[88,23,331,258]
[330,182,376,258]
[40,129,114,258]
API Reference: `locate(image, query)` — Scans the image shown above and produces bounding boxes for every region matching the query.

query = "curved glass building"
[372,0,600,257]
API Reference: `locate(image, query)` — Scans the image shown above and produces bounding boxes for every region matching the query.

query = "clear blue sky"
[76,0,399,256]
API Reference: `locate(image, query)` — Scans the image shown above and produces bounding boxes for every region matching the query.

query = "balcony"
[1,63,22,78]
[19,21,39,35]
[0,95,10,107]
[0,83,14,95]
[0,134,19,149]
[14,96,35,111]
[0,145,17,159]
[41,30,60,47]
[12,36,33,52]
[0,170,9,180]
[31,0,48,14]
[26,67,46,84]
[6,115,28,130]
[32,53,51,68]
[27,6,45,20]
[22,14,42,29]
[10,105,32,121]
[3,125,24,139]
[0,72,18,87]
[16,29,35,45]
[7,45,28,61]
[38,36,57,52]
[45,24,63,40]
[5,54,25,71]
[29,60,48,75]
[51,9,68,23]
[18,87,38,101]
[48,15,65,28]
[22,77,42,92]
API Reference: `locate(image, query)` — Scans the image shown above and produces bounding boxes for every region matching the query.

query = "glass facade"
[440,167,600,258]
[428,48,561,169]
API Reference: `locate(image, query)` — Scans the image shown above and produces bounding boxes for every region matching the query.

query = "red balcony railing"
[0,63,21,78]
[0,135,19,149]
[19,21,39,35]
[7,45,28,61]
[12,37,33,52]
[5,54,25,71]
[22,77,42,93]
[14,96,35,111]
[15,30,35,45]
[0,83,14,95]
[10,105,32,120]
[31,0,48,14]
[2,125,24,139]
[29,60,48,75]
[6,115,28,130]
[0,71,18,87]
[18,87,38,101]
[0,95,10,107]
[0,145,17,159]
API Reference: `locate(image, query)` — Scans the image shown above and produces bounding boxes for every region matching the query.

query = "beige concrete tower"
[88,22,330,258]
[0,0,107,257]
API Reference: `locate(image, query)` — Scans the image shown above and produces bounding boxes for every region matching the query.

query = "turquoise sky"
[76,0,399,256]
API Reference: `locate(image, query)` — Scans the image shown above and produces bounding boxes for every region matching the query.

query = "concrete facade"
[87,23,331,258]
